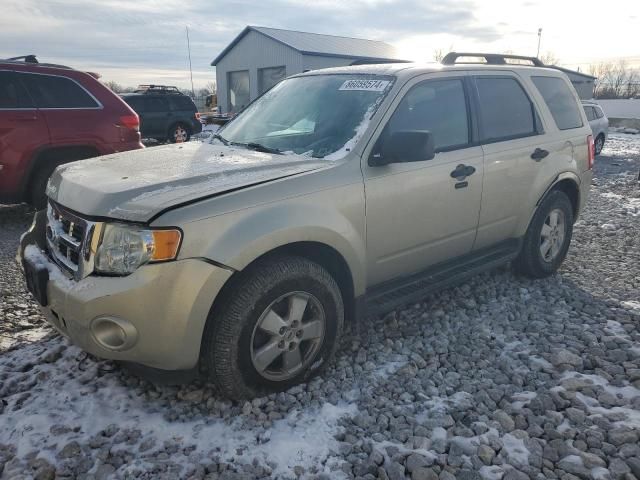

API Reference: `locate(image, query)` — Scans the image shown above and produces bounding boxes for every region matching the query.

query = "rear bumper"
[20,222,232,370]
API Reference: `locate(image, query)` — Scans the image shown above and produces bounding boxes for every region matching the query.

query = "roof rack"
[134,84,183,94]
[6,55,39,63]
[1,55,74,70]
[441,52,545,67]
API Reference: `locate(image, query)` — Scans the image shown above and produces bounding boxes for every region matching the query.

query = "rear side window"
[584,106,596,121]
[594,106,604,119]
[475,77,538,142]
[0,71,33,108]
[21,73,100,108]
[531,76,583,130]
[387,78,470,152]
[169,96,196,111]
[144,97,169,112]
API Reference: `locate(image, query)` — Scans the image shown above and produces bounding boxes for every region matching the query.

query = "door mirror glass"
[370,130,435,166]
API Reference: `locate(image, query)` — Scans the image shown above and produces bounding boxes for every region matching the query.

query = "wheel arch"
[211,241,356,324]
[24,145,101,201]
[198,241,358,370]
[537,174,581,221]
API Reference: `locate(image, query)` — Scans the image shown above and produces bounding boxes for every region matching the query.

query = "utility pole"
[186,26,195,97]
[537,28,542,58]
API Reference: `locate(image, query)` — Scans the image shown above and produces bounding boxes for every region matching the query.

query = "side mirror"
[369,130,435,166]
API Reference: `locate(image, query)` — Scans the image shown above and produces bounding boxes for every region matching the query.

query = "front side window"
[476,77,537,142]
[219,75,394,159]
[228,70,250,113]
[531,76,583,130]
[258,66,286,95]
[0,71,33,108]
[20,73,99,108]
[385,78,469,152]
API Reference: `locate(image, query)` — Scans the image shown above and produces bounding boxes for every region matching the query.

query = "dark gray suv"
[121,85,202,143]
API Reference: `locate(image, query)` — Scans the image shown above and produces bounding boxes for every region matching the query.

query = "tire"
[168,123,191,143]
[594,134,605,156]
[513,190,574,278]
[202,255,344,400]
[28,151,95,209]
[29,161,67,209]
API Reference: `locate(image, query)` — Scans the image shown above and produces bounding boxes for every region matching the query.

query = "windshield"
[216,74,394,159]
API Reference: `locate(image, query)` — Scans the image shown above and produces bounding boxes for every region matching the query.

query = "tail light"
[587,135,594,170]
[119,114,140,131]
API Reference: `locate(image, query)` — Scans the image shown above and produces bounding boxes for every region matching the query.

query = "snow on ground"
[1,132,639,479]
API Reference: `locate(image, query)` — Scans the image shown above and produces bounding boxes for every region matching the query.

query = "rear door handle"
[531,148,549,161]
[450,164,476,181]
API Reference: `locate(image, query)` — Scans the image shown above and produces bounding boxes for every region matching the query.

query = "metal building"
[550,66,596,100]
[211,26,406,113]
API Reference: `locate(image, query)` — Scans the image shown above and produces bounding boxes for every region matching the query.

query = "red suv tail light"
[119,114,140,131]
[587,135,594,170]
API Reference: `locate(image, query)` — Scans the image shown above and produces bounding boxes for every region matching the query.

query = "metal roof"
[211,26,406,66]
[550,65,597,80]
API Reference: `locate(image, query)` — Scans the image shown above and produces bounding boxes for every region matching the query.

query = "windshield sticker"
[339,79,391,92]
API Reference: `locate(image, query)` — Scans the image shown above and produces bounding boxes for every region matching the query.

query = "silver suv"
[582,100,609,155]
[20,53,594,399]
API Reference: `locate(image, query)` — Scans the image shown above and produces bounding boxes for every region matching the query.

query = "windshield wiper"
[244,142,282,155]
[211,133,229,145]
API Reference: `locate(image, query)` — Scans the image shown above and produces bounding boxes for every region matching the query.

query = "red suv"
[0,56,143,207]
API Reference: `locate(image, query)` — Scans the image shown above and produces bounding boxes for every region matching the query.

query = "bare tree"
[539,51,560,65]
[103,80,123,93]
[433,46,455,63]
[590,60,640,98]
[204,81,217,95]
[433,48,446,63]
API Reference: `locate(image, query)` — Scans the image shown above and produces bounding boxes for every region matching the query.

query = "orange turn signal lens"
[151,229,182,261]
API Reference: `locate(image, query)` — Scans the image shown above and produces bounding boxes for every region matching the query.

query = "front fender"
[176,194,367,296]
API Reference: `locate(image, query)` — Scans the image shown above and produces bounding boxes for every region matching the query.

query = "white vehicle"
[582,100,608,155]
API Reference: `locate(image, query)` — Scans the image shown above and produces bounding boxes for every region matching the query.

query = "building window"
[228,70,250,113]
[258,66,286,95]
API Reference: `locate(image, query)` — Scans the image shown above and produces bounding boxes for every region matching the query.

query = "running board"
[365,240,520,316]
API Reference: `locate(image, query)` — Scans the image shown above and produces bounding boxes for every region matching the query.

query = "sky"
[0,0,638,90]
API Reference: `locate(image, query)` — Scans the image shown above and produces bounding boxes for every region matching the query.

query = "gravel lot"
[1,133,639,480]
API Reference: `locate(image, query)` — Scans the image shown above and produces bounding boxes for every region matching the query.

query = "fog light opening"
[91,317,137,351]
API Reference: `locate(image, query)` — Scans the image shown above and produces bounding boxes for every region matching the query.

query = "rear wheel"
[202,255,344,400]
[169,123,190,143]
[514,190,574,278]
[594,134,605,156]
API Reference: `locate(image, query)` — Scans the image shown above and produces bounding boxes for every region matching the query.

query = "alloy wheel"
[250,291,326,381]
[540,208,566,262]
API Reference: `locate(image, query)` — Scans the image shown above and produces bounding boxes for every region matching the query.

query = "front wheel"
[513,190,574,278]
[202,255,344,400]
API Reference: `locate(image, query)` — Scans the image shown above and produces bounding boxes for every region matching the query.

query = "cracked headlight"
[95,224,182,275]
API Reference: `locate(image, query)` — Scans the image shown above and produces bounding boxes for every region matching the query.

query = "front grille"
[46,201,97,280]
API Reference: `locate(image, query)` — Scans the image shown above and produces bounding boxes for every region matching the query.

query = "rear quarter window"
[531,76,583,130]
[20,73,100,109]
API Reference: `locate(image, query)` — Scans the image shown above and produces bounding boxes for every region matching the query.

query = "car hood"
[47,142,329,222]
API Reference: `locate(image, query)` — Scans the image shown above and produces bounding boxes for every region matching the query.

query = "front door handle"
[450,164,476,181]
[531,148,549,161]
